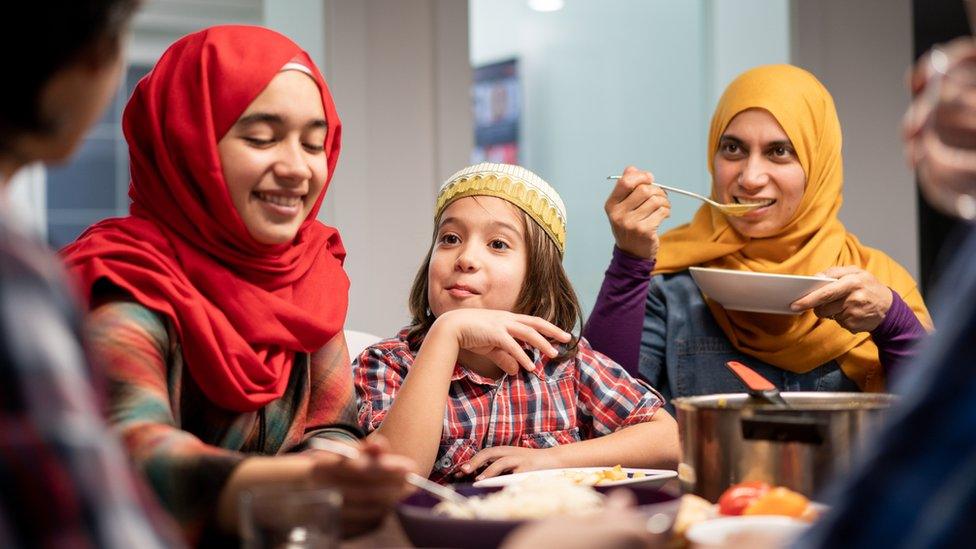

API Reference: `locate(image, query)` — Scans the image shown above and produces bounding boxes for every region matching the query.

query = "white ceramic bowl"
[686,515,811,549]
[688,266,836,315]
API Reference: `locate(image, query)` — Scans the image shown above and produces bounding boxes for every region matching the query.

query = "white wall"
[130,0,263,65]
[320,0,473,336]
[791,0,918,279]
[470,0,792,316]
[264,0,326,69]
[705,0,791,109]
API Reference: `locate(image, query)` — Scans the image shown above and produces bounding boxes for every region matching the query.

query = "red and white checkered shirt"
[354,328,665,483]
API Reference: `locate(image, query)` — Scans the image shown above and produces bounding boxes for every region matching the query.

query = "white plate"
[688,266,837,315]
[471,467,677,489]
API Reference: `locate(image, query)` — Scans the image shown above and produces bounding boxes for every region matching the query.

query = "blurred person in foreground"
[0,1,181,546]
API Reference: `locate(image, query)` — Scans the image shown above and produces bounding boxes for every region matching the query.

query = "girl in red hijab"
[61,25,412,543]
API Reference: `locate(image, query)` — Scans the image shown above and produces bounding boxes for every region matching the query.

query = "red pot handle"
[726,360,777,392]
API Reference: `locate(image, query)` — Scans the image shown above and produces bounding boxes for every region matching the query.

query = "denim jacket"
[640,271,859,412]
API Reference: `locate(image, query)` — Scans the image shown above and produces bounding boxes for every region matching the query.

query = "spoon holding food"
[605,175,772,217]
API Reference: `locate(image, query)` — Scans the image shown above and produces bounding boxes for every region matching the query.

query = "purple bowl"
[396,484,680,549]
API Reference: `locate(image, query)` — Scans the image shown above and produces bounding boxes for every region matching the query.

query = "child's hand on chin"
[435,309,571,375]
[458,446,563,480]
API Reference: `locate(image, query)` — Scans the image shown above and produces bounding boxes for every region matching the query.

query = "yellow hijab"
[654,64,929,391]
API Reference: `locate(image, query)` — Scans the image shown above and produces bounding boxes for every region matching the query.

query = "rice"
[433,477,605,520]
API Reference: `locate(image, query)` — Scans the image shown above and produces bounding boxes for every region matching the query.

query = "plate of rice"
[396,477,679,549]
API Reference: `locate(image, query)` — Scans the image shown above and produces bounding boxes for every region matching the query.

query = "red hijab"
[61,25,348,412]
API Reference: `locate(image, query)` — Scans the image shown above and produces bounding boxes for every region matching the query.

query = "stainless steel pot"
[673,392,895,502]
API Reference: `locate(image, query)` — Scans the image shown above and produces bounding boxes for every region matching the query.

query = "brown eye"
[721,142,743,156]
[440,233,460,245]
[770,145,794,159]
[489,239,509,250]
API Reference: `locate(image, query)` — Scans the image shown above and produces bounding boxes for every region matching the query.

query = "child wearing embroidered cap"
[353,163,680,483]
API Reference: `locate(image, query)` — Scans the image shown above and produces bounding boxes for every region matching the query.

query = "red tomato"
[717,481,771,516]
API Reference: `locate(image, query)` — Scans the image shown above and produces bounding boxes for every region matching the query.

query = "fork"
[605,175,768,217]
[309,438,471,507]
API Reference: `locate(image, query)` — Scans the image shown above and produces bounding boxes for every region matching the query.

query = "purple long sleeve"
[871,290,928,379]
[583,246,654,376]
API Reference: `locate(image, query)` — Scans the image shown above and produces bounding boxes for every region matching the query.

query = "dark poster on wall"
[472,58,520,164]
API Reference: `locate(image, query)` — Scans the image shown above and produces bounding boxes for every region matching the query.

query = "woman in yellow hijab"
[584,64,930,403]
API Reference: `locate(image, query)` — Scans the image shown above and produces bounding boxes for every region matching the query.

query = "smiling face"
[217,70,328,245]
[713,108,807,238]
[427,196,528,317]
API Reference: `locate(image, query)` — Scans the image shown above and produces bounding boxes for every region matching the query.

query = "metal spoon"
[605,175,771,217]
[309,438,471,507]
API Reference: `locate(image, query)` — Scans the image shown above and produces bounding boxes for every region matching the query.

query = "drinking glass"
[240,485,342,549]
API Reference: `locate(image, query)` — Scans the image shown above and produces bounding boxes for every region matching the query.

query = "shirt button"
[438,456,453,469]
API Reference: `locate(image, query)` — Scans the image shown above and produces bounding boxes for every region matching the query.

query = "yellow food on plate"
[742,486,811,519]
[563,465,645,486]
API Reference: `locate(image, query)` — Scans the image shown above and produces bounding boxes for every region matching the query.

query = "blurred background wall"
[792,0,918,285]
[12,0,919,337]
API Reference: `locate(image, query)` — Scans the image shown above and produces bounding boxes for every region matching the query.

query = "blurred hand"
[904,37,976,220]
[790,266,894,333]
[436,309,572,376]
[502,490,657,549]
[458,446,563,480]
[309,435,415,538]
[605,166,671,260]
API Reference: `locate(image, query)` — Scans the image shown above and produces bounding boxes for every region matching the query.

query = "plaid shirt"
[0,219,181,548]
[355,328,664,483]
